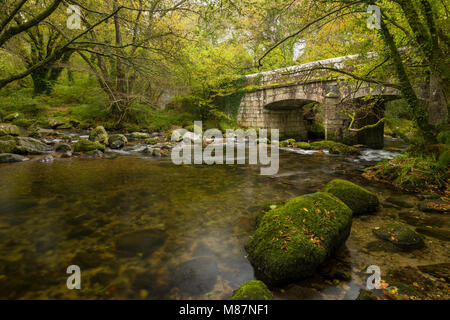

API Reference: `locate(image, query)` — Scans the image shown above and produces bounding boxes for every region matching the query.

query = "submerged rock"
[89,126,108,144]
[171,257,219,295]
[373,222,424,249]
[418,263,450,282]
[245,192,352,285]
[108,134,128,149]
[418,199,450,213]
[115,228,167,257]
[0,124,20,136]
[74,140,105,152]
[0,153,28,163]
[231,280,273,300]
[323,179,379,215]
[415,227,450,241]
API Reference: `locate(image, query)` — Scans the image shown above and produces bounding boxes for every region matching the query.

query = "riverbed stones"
[323,179,379,215]
[115,228,167,257]
[89,126,108,144]
[171,257,219,295]
[230,281,273,300]
[14,137,52,154]
[0,153,28,163]
[108,134,128,149]
[74,140,105,152]
[0,124,20,136]
[373,222,424,249]
[245,192,352,285]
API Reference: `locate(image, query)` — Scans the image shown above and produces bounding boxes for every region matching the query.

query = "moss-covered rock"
[230,281,273,300]
[323,179,379,215]
[373,222,424,249]
[144,137,159,145]
[255,200,286,228]
[310,141,360,156]
[0,124,20,136]
[0,138,16,153]
[296,142,311,150]
[14,137,52,154]
[89,126,108,144]
[108,134,128,149]
[131,132,150,139]
[74,140,105,152]
[245,192,352,285]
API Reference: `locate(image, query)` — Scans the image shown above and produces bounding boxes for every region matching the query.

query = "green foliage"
[364,155,449,193]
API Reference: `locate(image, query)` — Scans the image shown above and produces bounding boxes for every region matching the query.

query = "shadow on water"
[0,149,448,299]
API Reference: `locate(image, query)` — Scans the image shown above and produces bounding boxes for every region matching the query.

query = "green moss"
[323,179,379,215]
[255,200,286,227]
[363,155,448,193]
[0,139,16,153]
[74,140,105,152]
[144,137,159,145]
[230,281,273,300]
[310,141,360,156]
[296,142,311,150]
[245,192,352,285]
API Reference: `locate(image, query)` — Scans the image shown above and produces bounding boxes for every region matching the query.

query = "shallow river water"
[0,146,448,299]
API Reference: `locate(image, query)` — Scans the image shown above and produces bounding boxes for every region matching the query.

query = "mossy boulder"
[0,124,20,136]
[74,140,105,152]
[310,141,360,156]
[130,132,150,139]
[14,137,52,154]
[373,222,424,249]
[89,126,108,144]
[255,200,286,228]
[245,192,352,285]
[144,137,159,145]
[323,179,379,215]
[0,138,17,153]
[296,142,311,150]
[108,134,128,149]
[230,281,273,300]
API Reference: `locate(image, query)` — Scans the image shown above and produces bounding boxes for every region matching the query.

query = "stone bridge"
[237,54,441,149]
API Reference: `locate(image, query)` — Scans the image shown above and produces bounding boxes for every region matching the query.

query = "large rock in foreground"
[245,192,352,286]
[323,179,379,215]
[231,280,273,300]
